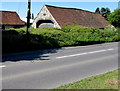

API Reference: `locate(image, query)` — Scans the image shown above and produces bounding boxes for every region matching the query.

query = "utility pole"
[26,0,31,35]
[118,1,120,9]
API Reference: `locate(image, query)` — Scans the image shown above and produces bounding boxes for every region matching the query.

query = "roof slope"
[46,5,109,28]
[0,11,24,25]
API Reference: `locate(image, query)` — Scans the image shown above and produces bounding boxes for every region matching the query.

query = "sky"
[0,2,119,18]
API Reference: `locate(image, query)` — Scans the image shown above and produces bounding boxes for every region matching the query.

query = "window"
[43,13,46,16]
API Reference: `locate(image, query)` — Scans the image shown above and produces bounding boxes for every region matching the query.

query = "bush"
[2,25,119,53]
[108,9,120,28]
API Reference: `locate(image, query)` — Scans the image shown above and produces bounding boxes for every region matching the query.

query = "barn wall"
[0,25,14,30]
[32,6,61,28]
[5,25,14,29]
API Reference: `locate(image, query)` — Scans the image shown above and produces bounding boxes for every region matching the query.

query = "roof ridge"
[0,10,16,13]
[45,4,97,14]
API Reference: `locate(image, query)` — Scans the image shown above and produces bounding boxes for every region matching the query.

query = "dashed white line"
[0,65,6,68]
[56,48,114,59]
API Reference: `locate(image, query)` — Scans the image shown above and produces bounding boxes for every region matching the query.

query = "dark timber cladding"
[46,5,109,28]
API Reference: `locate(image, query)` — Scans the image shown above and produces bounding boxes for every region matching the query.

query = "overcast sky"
[0,2,119,18]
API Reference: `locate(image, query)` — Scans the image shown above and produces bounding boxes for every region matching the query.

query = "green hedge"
[3,25,119,53]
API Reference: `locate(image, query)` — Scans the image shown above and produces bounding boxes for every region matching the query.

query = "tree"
[95,7,111,20]
[100,7,111,20]
[101,7,106,15]
[108,9,120,28]
[95,7,100,14]
[32,13,34,19]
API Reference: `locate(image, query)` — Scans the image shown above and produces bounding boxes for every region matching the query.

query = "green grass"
[54,69,119,89]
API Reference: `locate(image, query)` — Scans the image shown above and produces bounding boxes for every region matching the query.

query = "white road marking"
[0,65,6,68]
[56,48,114,59]
[3,54,117,80]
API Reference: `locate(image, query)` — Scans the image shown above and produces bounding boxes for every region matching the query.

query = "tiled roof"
[0,11,25,25]
[46,5,109,28]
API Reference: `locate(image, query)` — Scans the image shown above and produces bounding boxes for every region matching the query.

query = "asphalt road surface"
[2,42,119,89]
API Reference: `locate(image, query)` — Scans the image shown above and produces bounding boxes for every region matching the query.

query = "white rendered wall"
[32,6,61,29]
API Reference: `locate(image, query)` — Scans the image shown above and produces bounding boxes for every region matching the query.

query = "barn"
[0,11,25,30]
[32,5,109,29]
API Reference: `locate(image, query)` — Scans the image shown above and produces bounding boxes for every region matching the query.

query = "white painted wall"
[32,6,61,29]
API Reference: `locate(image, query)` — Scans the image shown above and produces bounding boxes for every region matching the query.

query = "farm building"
[21,17,34,25]
[32,5,109,29]
[0,11,25,30]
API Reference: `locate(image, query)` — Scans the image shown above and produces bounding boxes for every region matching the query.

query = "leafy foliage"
[95,7,111,20]
[95,7,100,14]
[3,25,120,53]
[108,9,120,28]
[101,8,111,20]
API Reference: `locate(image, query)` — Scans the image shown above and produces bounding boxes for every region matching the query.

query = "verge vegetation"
[53,69,119,89]
[3,25,120,53]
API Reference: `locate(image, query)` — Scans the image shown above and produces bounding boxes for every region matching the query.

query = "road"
[2,42,119,89]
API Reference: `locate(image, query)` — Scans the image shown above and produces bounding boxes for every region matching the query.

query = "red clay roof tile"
[46,5,109,28]
[0,11,25,25]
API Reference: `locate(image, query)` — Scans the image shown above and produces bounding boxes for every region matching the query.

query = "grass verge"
[54,69,119,89]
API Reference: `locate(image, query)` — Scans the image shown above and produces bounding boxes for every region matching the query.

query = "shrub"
[108,9,120,28]
[2,25,119,53]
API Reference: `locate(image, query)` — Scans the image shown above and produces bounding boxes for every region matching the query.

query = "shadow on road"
[2,48,61,62]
